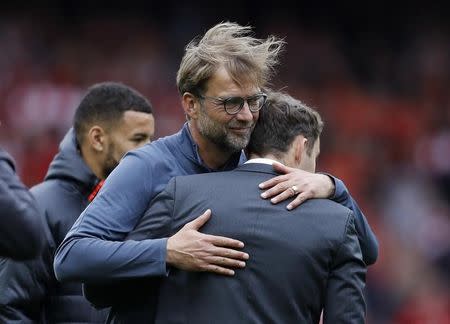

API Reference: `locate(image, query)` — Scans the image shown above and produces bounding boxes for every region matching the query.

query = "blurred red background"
[0,3,448,323]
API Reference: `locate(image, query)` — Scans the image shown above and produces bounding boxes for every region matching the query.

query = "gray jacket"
[0,148,42,260]
[0,130,108,323]
[129,162,367,324]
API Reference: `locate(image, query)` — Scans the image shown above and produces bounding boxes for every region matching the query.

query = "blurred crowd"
[0,8,448,324]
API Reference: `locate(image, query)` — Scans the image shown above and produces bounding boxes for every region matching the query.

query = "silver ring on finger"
[289,187,295,197]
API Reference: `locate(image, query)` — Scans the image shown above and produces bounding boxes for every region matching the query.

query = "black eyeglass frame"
[197,93,267,115]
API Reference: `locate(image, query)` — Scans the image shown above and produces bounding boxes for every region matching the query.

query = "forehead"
[116,110,154,133]
[205,66,260,96]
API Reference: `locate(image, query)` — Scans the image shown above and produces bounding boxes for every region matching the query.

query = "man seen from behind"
[131,91,366,323]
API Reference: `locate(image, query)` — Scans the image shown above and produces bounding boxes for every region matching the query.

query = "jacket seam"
[331,210,352,266]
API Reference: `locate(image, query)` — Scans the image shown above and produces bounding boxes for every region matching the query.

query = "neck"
[188,122,235,169]
[80,145,104,180]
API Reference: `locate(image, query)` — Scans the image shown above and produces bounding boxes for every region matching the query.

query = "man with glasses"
[197,93,267,115]
[126,91,366,323]
[54,22,377,322]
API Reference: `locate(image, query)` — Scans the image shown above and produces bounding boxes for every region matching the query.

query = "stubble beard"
[102,142,120,179]
[197,106,254,153]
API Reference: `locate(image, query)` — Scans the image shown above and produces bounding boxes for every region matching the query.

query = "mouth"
[229,127,252,135]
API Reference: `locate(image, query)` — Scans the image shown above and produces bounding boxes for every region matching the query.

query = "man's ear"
[182,92,200,120]
[87,126,106,153]
[294,135,307,163]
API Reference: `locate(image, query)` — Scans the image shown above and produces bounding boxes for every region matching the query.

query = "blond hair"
[177,22,285,96]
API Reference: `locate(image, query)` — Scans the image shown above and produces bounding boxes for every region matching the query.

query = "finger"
[203,233,245,249]
[204,256,246,268]
[203,265,235,276]
[269,187,297,204]
[287,192,311,210]
[261,181,293,199]
[258,174,289,190]
[184,209,211,230]
[271,161,295,174]
[207,246,249,260]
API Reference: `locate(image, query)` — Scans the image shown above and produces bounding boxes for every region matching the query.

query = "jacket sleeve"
[328,175,378,265]
[0,225,54,322]
[0,149,43,260]
[323,212,366,324]
[83,178,176,309]
[54,151,168,283]
[128,178,176,241]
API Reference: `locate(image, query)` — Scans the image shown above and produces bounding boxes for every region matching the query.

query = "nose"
[235,101,254,122]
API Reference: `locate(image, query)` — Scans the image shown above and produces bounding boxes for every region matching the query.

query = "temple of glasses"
[198,93,267,115]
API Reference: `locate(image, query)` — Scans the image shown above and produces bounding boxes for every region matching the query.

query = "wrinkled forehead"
[111,111,154,134]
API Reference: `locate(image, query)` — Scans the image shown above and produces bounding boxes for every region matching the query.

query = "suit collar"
[244,158,277,165]
[234,162,280,176]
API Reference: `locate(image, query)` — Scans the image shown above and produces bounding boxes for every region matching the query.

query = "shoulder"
[298,199,353,232]
[126,134,179,166]
[305,198,352,214]
[0,149,15,170]
[168,171,241,204]
[99,133,185,202]
[0,150,16,177]
[30,180,87,226]
[175,170,232,183]
[303,198,352,216]
[169,172,226,194]
[31,179,82,202]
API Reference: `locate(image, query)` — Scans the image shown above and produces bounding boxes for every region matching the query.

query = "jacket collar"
[244,157,277,165]
[234,162,280,176]
[44,128,99,195]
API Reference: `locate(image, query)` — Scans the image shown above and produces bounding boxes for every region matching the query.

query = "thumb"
[184,209,211,230]
[272,162,294,174]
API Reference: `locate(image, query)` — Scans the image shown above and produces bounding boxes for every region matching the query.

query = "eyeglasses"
[197,93,267,115]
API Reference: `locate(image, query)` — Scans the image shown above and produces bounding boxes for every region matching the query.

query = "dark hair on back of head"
[247,91,323,158]
[73,82,153,145]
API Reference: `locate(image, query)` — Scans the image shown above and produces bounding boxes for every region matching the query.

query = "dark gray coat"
[0,148,42,260]
[0,130,108,323]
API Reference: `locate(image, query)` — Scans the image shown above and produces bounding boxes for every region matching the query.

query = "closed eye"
[131,135,150,143]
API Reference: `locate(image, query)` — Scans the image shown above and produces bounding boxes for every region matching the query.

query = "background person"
[0,82,155,323]
[129,91,366,324]
[55,23,374,322]
[0,148,42,260]
[77,23,374,322]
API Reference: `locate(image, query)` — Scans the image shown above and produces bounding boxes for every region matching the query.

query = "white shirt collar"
[244,158,278,165]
